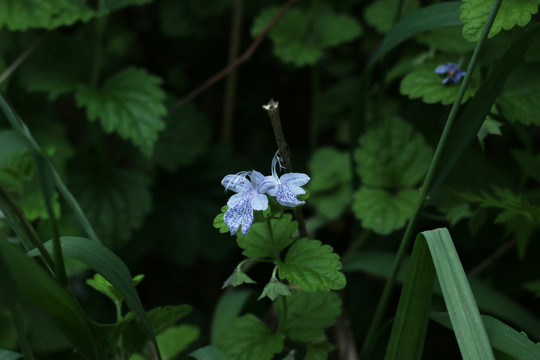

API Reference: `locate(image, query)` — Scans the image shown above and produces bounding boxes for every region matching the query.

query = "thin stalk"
[276,291,288,333]
[221,0,244,144]
[0,32,49,85]
[90,0,108,87]
[359,0,503,357]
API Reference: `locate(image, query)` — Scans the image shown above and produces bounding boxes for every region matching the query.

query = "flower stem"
[263,99,308,238]
[359,0,503,357]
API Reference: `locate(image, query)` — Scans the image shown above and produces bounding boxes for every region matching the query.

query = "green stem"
[276,285,288,333]
[0,32,49,85]
[359,0,503,357]
[90,0,108,87]
[266,217,280,261]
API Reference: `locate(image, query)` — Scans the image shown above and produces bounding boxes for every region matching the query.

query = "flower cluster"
[221,152,309,236]
[435,63,465,85]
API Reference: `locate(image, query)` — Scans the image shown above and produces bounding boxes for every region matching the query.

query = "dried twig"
[169,0,298,113]
[263,99,308,238]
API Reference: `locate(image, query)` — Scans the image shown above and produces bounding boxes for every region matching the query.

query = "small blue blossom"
[435,63,465,85]
[266,152,310,207]
[221,170,273,236]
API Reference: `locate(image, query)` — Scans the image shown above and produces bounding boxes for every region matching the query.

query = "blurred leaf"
[211,290,253,345]
[461,0,540,41]
[76,67,166,156]
[251,6,362,66]
[352,188,418,235]
[275,290,341,342]
[0,350,23,360]
[364,0,419,33]
[101,0,152,15]
[236,213,297,258]
[279,238,346,292]
[70,166,152,248]
[189,345,230,360]
[20,34,90,100]
[497,65,540,126]
[222,267,256,288]
[152,325,199,360]
[416,26,476,53]
[218,314,285,360]
[213,206,230,234]
[0,0,95,31]
[308,147,352,220]
[0,241,96,357]
[342,251,409,282]
[305,342,336,360]
[400,59,476,105]
[355,117,432,188]
[512,150,540,183]
[523,280,540,297]
[477,117,502,143]
[87,273,144,306]
[432,313,540,360]
[152,104,211,172]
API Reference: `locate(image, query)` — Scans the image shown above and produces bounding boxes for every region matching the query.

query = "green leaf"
[497,65,540,125]
[258,278,291,301]
[27,236,163,358]
[342,251,409,282]
[275,290,341,342]
[512,150,540,183]
[0,350,23,360]
[101,0,152,15]
[189,345,230,360]
[87,273,145,306]
[416,26,476,53]
[461,0,540,41]
[152,104,211,171]
[218,314,285,360]
[364,0,420,33]
[211,290,253,345]
[477,117,502,143]
[279,238,346,292]
[70,166,152,248]
[149,325,199,360]
[0,241,96,357]
[213,206,230,234]
[305,342,336,360]
[0,0,95,31]
[222,268,256,288]
[308,147,352,220]
[432,313,540,360]
[236,214,297,258]
[76,67,166,156]
[251,6,362,67]
[352,188,418,235]
[355,117,432,188]
[400,59,477,105]
[386,228,495,360]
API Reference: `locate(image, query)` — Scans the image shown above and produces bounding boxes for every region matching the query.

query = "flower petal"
[258,176,278,194]
[227,192,246,208]
[287,184,306,195]
[221,174,252,192]
[251,193,268,211]
[280,173,310,187]
[223,198,254,235]
[435,64,451,74]
[275,184,304,207]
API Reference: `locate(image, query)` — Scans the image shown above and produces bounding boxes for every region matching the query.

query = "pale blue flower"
[266,153,310,207]
[435,63,465,85]
[221,170,273,235]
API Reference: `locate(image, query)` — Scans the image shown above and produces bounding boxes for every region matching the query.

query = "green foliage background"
[1,0,540,359]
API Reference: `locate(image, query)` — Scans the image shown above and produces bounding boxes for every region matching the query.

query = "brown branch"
[169,0,298,113]
[263,99,308,238]
[468,238,516,277]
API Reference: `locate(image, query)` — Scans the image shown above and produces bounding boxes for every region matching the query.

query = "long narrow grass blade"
[384,239,435,360]
[430,24,540,194]
[28,236,162,360]
[431,312,540,360]
[422,228,495,359]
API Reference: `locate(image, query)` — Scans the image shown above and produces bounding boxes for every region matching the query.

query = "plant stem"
[221,0,244,144]
[0,32,49,85]
[359,0,503,357]
[266,217,280,260]
[263,99,308,238]
[90,0,107,87]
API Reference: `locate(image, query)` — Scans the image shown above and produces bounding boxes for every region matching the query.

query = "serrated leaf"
[355,117,432,188]
[152,104,211,171]
[222,268,256,288]
[364,0,420,33]
[76,67,166,156]
[400,59,477,105]
[0,0,95,30]
[218,314,285,360]
[236,214,297,258]
[461,0,540,41]
[213,206,230,234]
[279,238,346,292]
[70,166,152,248]
[497,65,540,126]
[308,147,352,220]
[258,278,291,301]
[352,187,418,235]
[275,290,341,342]
[251,6,362,67]
[416,26,476,53]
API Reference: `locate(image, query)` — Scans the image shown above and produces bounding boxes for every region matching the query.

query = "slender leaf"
[189,345,230,360]
[431,312,540,360]
[211,290,253,345]
[27,236,161,359]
